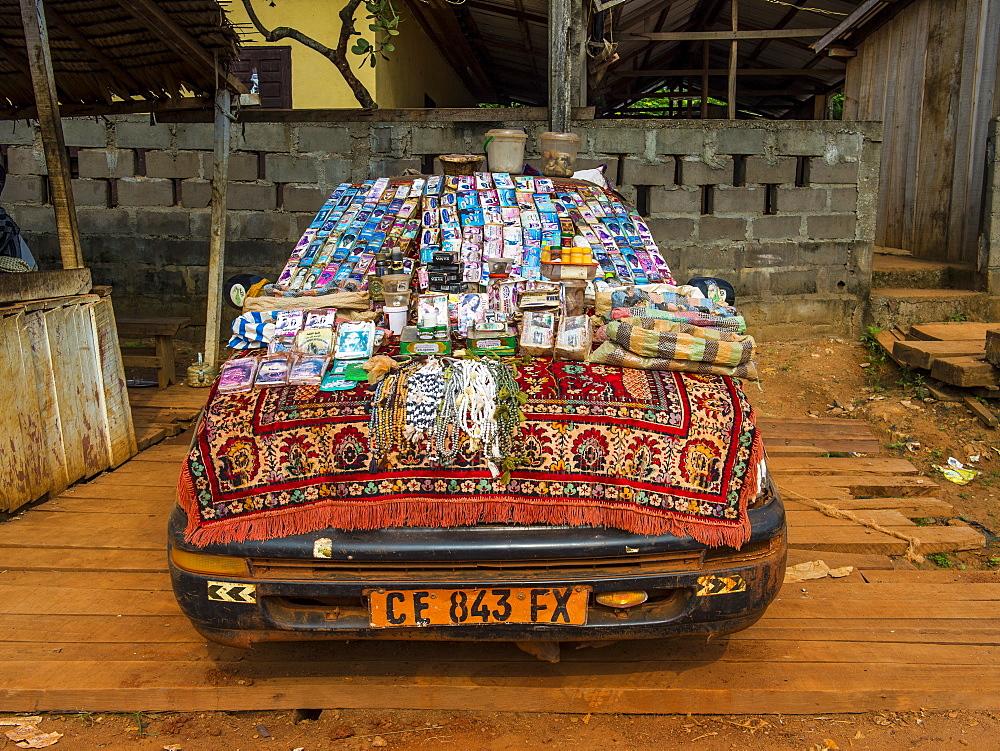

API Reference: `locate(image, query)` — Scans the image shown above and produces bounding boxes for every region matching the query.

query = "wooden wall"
[0,292,136,513]
[843,0,1000,264]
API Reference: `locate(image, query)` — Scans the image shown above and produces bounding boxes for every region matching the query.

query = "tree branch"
[239,0,377,109]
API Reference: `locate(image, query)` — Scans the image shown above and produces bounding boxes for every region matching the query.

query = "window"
[232,47,292,109]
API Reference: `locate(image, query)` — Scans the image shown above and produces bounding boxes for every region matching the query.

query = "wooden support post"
[701,41,710,118]
[204,89,231,369]
[728,0,738,120]
[548,0,574,132]
[18,0,83,269]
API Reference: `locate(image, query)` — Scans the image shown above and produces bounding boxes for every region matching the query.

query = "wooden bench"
[117,317,190,389]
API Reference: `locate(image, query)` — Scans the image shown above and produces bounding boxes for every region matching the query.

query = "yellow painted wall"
[226,0,473,108]
[375,4,476,108]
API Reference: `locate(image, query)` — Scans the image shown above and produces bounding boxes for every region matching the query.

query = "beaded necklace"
[403,358,445,447]
[433,360,465,466]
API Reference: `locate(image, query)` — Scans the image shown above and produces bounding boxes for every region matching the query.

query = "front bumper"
[169,498,786,648]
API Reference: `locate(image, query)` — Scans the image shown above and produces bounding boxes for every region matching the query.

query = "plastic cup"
[382,274,411,294]
[485,128,528,174]
[383,291,410,307]
[384,305,409,336]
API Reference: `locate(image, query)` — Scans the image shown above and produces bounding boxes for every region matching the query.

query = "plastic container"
[485,128,528,174]
[539,132,581,177]
[384,305,409,336]
[561,280,588,316]
[438,154,486,176]
[381,274,411,294]
[383,290,410,307]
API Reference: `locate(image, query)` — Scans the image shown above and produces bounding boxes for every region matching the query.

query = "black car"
[168,477,785,648]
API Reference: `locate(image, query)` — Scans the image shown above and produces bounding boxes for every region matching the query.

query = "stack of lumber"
[762,418,985,555]
[127,384,208,450]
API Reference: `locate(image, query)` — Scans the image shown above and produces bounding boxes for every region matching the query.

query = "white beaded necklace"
[456,359,499,466]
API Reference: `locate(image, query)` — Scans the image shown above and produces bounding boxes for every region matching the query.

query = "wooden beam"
[115,0,248,94]
[548,0,570,131]
[624,28,832,41]
[0,96,214,122]
[617,68,846,77]
[465,1,546,26]
[155,106,597,124]
[811,0,883,53]
[18,0,83,270]
[746,0,807,62]
[727,0,738,119]
[204,89,230,369]
[44,7,148,96]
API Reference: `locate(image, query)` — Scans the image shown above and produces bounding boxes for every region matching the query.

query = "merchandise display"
[183,168,766,549]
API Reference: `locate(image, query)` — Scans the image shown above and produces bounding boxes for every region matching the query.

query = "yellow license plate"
[367,586,591,628]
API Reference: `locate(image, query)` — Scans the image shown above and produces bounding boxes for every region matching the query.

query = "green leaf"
[370,56,377,67]
[369,23,379,30]
[388,28,399,34]
[384,43,394,51]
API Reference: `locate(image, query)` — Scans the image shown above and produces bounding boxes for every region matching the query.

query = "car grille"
[248,549,706,583]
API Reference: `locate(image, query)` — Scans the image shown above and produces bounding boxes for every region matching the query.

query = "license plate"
[367,586,591,628]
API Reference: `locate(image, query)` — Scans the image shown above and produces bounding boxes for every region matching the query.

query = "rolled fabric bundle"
[589,341,759,381]
[605,320,755,367]
[243,290,371,314]
[610,307,747,334]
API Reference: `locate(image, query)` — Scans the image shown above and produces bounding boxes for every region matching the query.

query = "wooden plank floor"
[0,394,996,713]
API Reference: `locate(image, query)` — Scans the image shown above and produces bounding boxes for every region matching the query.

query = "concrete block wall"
[0,116,880,341]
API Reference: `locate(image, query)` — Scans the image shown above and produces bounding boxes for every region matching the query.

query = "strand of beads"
[457,359,498,462]
[434,359,465,466]
[403,358,445,446]
[488,358,526,464]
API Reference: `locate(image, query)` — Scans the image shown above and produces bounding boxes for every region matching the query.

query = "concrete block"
[680,245,744,273]
[6,205,55,233]
[283,185,326,213]
[698,216,747,242]
[745,156,796,185]
[776,129,826,156]
[743,242,796,267]
[237,123,291,152]
[372,157,420,177]
[115,122,171,149]
[294,213,316,236]
[241,213,299,241]
[593,128,645,155]
[645,217,696,242]
[146,151,202,179]
[77,208,132,235]
[714,186,764,214]
[649,186,700,214]
[0,121,35,145]
[227,183,276,211]
[180,180,212,209]
[188,210,211,239]
[655,129,705,155]
[135,209,190,237]
[809,159,859,184]
[370,127,392,154]
[229,154,260,182]
[776,187,827,213]
[768,269,818,295]
[297,125,352,153]
[681,157,734,186]
[1,175,45,203]
[750,215,802,240]
[807,214,856,240]
[829,187,858,213]
[71,178,108,206]
[78,149,136,178]
[835,133,863,159]
[6,147,46,175]
[716,128,767,155]
[174,123,215,150]
[61,119,107,147]
[117,178,174,207]
[324,156,353,184]
[265,154,319,183]
[797,241,850,267]
[410,125,465,154]
[621,158,674,186]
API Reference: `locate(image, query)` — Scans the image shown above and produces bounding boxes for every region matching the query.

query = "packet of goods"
[288,355,329,386]
[933,457,980,485]
[294,326,334,356]
[554,315,591,361]
[255,355,291,387]
[217,357,259,393]
[520,311,556,357]
[335,321,376,360]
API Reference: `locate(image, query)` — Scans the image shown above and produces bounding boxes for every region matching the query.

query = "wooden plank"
[45,305,86,483]
[121,354,163,368]
[117,318,191,337]
[777,474,941,497]
[22,309,69,496]
[53,483,176,501]
[963,395,999,428]
[0,584,178,617]
[0,571,169,590]
[786,509,916,527]
[0,315,41,512]
[17,0,83,269]
[787,526,908,554]
[894,339,986,369]
[135,425,167,451]
[861,570,1000,584]
[768,457,919,475]
[0,269,91,305]
[761,445,830,457]
[877,329,906,365]
[785,549,896,570]
[784,496,955,516]
[930,355,999,388]
[128,385,210,409]
[90,298,137,467]
[902,525,985,554]
[35,497,171,515]
[624,28,832,41]
[71,302,113,477]
[0,548,167,573]
[986,329,1000,367]
[909,322,1000,341]
[0,512,163,550]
